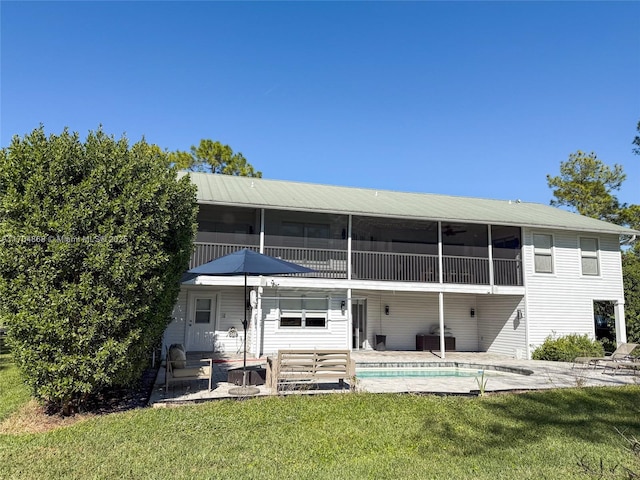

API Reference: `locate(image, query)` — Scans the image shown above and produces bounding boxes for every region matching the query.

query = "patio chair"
[602,358,640,376]
[573,343,638,369]
[165,344,212,393]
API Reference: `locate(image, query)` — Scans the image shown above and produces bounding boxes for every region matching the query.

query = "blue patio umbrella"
[187,249,315,394]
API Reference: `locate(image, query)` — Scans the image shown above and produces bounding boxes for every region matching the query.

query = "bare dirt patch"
[0,366,158,434]
[0,400,94,434]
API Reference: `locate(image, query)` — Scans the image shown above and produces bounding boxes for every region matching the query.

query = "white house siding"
[358,291,480,352]
[259,289,349,356]
[163,289,188,352]
[213,286,248,354]
[163,286,248,354]
[442,294,481,352]
[476,295,526,357]
[361,292,436,351]
[523,228,624,350]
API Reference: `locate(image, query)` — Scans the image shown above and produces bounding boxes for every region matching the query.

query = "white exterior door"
[186,293,218,351]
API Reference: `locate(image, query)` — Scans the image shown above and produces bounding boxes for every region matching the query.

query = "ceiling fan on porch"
[443,225,467,236]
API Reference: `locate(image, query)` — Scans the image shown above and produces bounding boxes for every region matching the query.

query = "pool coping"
[356,361,534,376]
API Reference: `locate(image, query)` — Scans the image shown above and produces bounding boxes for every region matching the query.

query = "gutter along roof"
[181,172,639,236]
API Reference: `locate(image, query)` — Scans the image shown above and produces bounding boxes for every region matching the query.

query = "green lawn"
[0,357,639,480]
[0,353,30,422]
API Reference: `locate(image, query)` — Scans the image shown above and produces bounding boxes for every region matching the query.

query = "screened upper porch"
[191,205,522,286]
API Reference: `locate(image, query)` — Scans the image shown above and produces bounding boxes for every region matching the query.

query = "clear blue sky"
[2,1,639,207]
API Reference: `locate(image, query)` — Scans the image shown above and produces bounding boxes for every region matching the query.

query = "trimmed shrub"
[532,333,604,362]
[0,127,197,414]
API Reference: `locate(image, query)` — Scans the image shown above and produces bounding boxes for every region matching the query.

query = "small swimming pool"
[356,367,493,379]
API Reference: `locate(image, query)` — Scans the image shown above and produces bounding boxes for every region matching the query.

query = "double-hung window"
[279,297,328,328]
[533,234,553,274]
[580,237,599,276]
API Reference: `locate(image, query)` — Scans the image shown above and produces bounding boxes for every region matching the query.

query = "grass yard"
[0,353,30,422]
[0,355,639,480]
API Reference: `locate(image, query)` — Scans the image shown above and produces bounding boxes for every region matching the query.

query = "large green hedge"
[531,333,604,362]
[0,127,197,413]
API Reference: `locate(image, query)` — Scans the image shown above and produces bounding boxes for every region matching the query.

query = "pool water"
[356,367,494,379]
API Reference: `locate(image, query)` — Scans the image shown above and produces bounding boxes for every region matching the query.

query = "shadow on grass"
[414,387,640,456]
[0,352,157,416]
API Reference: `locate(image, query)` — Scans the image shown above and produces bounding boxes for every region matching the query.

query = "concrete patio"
[149,350,639,407]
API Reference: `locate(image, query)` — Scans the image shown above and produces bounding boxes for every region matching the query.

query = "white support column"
[438,221,443,284]
[439,291,445,359]
[250,302,257,357]
[347,215,352,281]
[438,223,446,358]
[487,224,494,287]
[256,286,264,357]
[347,288,353,350]
[259,208,265,253]
[614,300,627,345]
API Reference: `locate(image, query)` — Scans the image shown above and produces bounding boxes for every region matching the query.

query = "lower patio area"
[149,350,639,407]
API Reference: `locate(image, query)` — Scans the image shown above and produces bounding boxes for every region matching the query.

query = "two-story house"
[163,173,637,360]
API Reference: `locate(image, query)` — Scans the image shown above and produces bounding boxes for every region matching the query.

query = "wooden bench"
[165,346,213,392]
[266,349,355,392]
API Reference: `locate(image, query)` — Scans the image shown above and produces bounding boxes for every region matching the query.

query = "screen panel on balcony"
[352,216,438,254]
[197,204,259,234]
[492,225,522,259]
[442,223,488,257]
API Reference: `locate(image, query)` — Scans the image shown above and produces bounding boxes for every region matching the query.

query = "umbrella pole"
[229,273,259,397]
[243,273,248,379]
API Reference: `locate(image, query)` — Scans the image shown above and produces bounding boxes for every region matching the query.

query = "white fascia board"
[186,274,526,296]
[491,285,526,296]
[188,276,262,287]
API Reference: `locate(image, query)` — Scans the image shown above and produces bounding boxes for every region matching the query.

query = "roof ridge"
[183,171,530,205]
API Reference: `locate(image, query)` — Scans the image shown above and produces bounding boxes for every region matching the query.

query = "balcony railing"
[442,256,490,285]
[352,251,438,282]
[190,242,259,269]
[493,258,523,286]
[263,246,348,279]
[190,240,522,286]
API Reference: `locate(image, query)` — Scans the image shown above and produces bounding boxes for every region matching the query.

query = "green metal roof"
[181,172,639,236]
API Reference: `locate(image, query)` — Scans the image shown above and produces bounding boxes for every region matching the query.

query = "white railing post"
[347,215,352,280]
[259,208,265,254]
[488,225,494,287]
[438,222,443,284]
